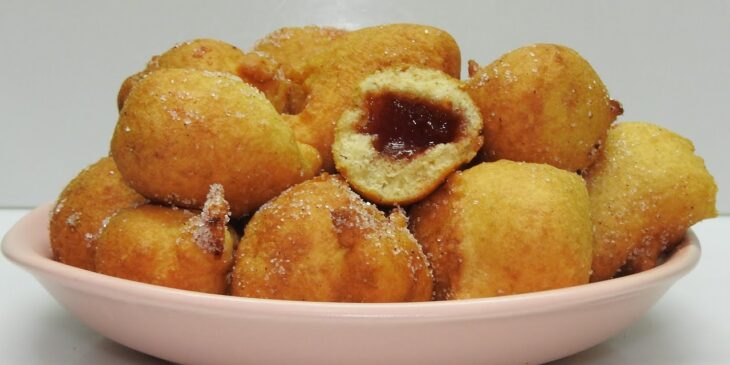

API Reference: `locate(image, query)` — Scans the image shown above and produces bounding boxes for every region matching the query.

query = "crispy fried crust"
[410,161,593,299]
[465,44,622,172]
[585,122,717,281]
[111,68,321,217]
[252,26,348,82]
[231,174,433,302]
[95,204,236,294]
[117,39,248,110]
[49,157,147,271]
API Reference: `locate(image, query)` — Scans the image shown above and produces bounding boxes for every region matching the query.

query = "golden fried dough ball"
[410,161,593,300]
[111,68,321,217]
[286,24,462,171]
[49,157,147,271]
[117,39,248,110]
[239,26,348,114]
[95,185,236,294]
[585,122,717,281]
[333,67,483,205]
[465,44,623,172]
[231,174,433,302]
[252,26,348,81]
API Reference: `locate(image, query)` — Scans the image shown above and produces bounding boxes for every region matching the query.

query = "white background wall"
[1,0,728,212]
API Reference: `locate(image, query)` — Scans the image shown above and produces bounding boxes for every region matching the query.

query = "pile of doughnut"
[49,24,717,302]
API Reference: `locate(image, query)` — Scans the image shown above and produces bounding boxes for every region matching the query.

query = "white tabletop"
[1,209,728,364]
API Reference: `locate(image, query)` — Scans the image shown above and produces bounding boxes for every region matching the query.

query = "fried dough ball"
[239,26,348,114]
[111,68,321,217]
[49,157,147,271]
[95,185,236,294]
[585,122,717,281]
[285,24,462,171]
[410,161,593,300]
[117,39,248,110]
[333,67,483,205]
[118,25,460,171]
[252,26,348,81]
[465,44,623,172]
[231,174,433,302]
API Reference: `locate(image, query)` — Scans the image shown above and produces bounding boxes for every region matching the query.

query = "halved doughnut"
[333,66,483,205]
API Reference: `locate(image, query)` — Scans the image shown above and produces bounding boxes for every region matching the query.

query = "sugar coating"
[111,67,319,217]
[231,174,432,302]
[49,157,147,271]
[95,204,235,294]
[65,211,81,227]
[183,183,230,255]
[116,39,247,111]
[585,122,717,280]
[465,43,621,172]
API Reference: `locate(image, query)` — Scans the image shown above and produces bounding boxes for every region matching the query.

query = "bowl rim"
[2,203,701,320]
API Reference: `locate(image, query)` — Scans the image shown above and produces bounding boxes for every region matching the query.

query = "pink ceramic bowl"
[2,204,700,365]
